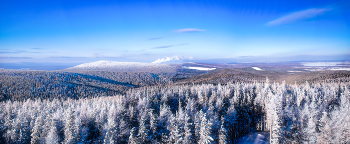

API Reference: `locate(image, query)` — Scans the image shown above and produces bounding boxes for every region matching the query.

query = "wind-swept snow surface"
[252,67,263,71]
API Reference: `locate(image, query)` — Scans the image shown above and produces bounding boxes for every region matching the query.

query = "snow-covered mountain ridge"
[74,60,165,68]
[65,60,178,73]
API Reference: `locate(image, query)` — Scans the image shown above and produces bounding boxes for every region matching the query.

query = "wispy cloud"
[31,48,44,50]
[0,56,32,59]
[0,50,27,54]
[267,8,331,26]
[148,37,163,40]
[174,28,206,33]
[48,56,88,58]
[152,43,189,49]
[152,55,193,64]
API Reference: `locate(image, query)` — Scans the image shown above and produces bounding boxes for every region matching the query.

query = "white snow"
[182,66,216,71]
[252,67,263,71]
[238,132,270,144]
[66,60,177,73]
[288,71,303,72]
[74,60,161,68]
[302,62,342,67]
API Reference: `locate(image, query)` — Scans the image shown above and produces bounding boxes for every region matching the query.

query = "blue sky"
[0,0,349,64]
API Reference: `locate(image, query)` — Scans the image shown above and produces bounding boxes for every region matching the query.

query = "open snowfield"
[252,67,263,71]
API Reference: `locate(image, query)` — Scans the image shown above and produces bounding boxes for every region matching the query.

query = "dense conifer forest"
[0,79,349,143]
[0,69,172,101]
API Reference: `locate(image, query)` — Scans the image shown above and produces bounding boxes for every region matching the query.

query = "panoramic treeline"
[0,79,349,143]
[0,70,171,101]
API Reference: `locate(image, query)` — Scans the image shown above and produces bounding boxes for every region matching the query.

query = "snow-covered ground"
[74,60,163,68]
[288,71,303,72]
[252,67,263,71]
[66,60,177,73]
[301,62,344,67]
[329,67,350,71]
[182,66,216,71]
[238,132,270,144]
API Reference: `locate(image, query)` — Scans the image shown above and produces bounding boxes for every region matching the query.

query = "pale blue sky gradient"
[0,0,349,64]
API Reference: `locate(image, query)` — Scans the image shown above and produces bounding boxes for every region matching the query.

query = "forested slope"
[0,80,349,143]
[0,69,171,101]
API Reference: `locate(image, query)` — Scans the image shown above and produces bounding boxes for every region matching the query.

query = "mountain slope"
[65,60,179,73]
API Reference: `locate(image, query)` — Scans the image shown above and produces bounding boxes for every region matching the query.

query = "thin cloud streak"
[174,28,206,33]
[0,56,32,59]
[0,50,27,54]
[267,8,331,26]
[148,37,163,40]
[152,43,189,49]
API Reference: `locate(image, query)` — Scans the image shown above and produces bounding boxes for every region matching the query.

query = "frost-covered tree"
[46,119,60,144]
[64,109,75,144]
[199,111,213,144]
[218,118,228,144]
[31,115,44,144]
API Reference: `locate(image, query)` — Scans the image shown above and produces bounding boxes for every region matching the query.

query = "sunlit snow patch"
[252,67,263,71]
[182,66,216,71]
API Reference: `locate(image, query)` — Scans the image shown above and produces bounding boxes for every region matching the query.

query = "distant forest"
[0,79,349,143]
[0,69,172,101]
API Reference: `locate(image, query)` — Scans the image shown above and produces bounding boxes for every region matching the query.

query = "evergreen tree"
[64,109,75,144]
[199,112,213,144]
[128,127,138,144]
[31,115,44,144]
[46,119,60,144]
[218,118,228,144]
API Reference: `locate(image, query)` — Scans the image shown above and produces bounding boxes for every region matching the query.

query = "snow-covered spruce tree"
[46,119,60,144]
[31,115,44,144]
[219,118,228,144]
[199,111,213,144]
[128,127,138,144]
[64,108,76,144]
[303,109,317,143]
[138,112,150,143]
[183,113,193,144]
[103,104,118,144]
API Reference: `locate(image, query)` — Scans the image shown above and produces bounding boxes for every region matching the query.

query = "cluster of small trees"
[0,79,349,143]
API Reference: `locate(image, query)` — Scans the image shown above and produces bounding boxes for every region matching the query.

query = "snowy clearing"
[182,66,216,71]
[252,67,263,71]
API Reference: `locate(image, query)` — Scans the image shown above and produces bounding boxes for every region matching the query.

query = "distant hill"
[65,60,179,74]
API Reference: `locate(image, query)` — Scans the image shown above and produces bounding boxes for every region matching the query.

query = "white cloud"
[174,28,206,33]
[267,8,331,26]
[152,55,193,64]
